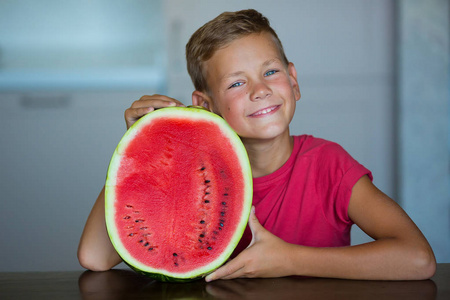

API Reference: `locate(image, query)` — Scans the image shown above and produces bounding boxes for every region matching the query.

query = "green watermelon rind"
[105,106,253,282]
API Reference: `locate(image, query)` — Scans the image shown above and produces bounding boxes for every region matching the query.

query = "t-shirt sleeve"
[318,142,372,230]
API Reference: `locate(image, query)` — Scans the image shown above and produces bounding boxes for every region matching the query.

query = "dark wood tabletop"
[1,263,449,299]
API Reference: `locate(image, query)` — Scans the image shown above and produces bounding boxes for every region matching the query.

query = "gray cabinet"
[0,91,155,271]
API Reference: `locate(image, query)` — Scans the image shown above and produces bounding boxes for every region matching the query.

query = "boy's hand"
[205,207,295,282]
[124,94,185,129]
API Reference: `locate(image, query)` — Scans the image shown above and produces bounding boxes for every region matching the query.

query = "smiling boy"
[78,9,436,281]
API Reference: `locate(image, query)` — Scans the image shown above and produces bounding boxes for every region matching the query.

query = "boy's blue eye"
[229,82,243,89]
[265,70,278,76]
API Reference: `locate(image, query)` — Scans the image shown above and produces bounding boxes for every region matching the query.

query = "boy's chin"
[240,129,290,142]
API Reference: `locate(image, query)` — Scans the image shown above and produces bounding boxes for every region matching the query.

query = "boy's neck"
[242,132,294,178]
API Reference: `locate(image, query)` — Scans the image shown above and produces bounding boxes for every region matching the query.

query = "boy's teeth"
[254,106,276,116]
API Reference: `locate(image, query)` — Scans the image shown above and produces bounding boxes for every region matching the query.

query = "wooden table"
[1,263,449,299]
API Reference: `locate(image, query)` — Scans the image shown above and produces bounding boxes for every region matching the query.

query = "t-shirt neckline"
[253,135,302,186]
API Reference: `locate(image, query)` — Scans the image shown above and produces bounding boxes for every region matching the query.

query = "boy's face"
[196,32,301,141]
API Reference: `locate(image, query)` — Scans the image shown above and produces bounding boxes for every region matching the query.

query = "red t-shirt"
[232,135,372,256]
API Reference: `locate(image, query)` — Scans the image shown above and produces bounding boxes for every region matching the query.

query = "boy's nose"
[250,82,272,101]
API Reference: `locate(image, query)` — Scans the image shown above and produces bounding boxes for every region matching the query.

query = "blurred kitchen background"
[0,0,448,271]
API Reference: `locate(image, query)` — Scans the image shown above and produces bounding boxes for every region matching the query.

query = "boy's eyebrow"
[222,71,245,81]
[221,58,280,81]
[262,58,278,68]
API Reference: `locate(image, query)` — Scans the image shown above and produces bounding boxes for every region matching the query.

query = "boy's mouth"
[248,105,280,117]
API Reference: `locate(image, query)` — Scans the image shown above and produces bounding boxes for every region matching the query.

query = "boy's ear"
[288,62,301,101]
[192,90,214,111]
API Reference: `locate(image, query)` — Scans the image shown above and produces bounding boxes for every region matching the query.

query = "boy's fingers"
[248,206,263,247]
[205,259,244,282]
[131,99,176,109]
[125,96,185,129]
[136,95,185,108]
[206,208,262,282]
[124,106,154,124]
[126,106,154,118]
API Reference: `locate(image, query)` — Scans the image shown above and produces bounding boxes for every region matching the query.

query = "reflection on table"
[78,269,438,300]
[1,264,448,299]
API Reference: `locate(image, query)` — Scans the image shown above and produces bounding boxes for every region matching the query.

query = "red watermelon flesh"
[105,106,252,281]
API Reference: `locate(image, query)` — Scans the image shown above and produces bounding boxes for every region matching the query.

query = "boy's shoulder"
[294,134,371,182]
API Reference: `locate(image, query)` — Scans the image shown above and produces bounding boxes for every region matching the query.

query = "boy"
[78,9,436,281]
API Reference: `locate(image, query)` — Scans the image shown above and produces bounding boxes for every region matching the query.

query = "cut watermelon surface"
[105,106,252,281]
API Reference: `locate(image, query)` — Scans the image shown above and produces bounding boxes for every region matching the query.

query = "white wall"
[398,0,449,263]
[0,91,153,271]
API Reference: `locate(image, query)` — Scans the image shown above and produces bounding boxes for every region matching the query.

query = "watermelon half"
[105,106,252,282]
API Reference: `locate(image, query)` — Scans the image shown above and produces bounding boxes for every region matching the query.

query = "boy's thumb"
[247,206,264,247]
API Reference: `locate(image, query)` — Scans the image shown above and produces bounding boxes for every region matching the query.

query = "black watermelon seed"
[205,180,210,184]
[207,247,212,250]
[139,240,143,243]
[221,212,225,216]
[128,233,134,237]
[204,200,210,203]
[173,253,178,257]
[144,242,149,247]
[149,247,153,251]
[123,216,131,219]
[199,234,205,238]
[219,223,224,227]
[174,263,178,266]
[222,202,226,205]
[198,239,202,243]
[218,227,222,230]
[200,220,205,224]
[224,193,228,196]
[205,192,210,195]
[200,167,205,171]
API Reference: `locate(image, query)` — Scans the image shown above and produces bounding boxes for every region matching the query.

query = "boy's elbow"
[411,246,436,280]
[77,248,112,272]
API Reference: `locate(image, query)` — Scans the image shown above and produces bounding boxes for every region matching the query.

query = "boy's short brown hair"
[186,9,289,93]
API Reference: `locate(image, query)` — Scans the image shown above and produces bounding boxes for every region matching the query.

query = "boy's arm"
[205,175,436,281]
[78,186,122,271]
[78,95,185,271]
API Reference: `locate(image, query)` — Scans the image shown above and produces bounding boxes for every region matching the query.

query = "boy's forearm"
[288,238,436,280]
[77,186,122,271]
